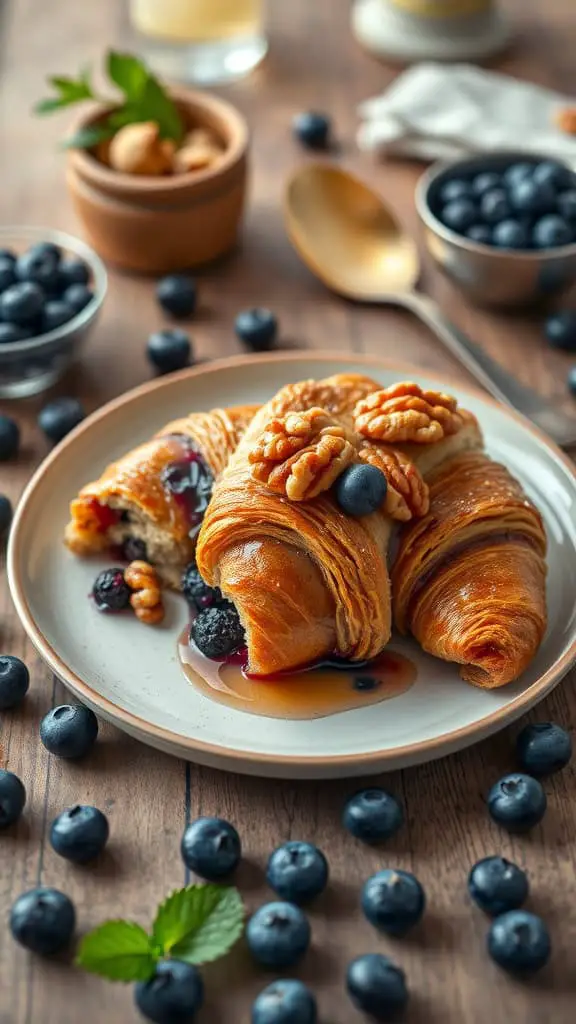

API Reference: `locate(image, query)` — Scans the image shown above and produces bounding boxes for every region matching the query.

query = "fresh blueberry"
[266,842,328,905]
[335,464,387,517]
[62,283,94,314]
[38,397,85,443]
[40,704,99,759]
[135,960,204,1024]
[16,246,60,292]
[346,953,408,1019]
[156,275,197,318]
[0,769,26,827]
[532,159,573,192]
[487,773,547,832]
[26,241,62,264]
[0,258,16,291]
[121,536,148,562]
[0,322,30,343]
[468,856,529,916]
[440,198,477,233]
[492,219,529,249]
[10,887,75,955]
[0,415,20,461]
[511,178,556,215]
[466,224,492,245]
[439,178,471,203]
[362,869,425,936]
[191,604,245,660]
[557,190,576,222]
[252,979,317,1024]
[488,910,551,974]
[480,189,511,224]
[0,281,45,325]
[0,247,16,264]
[532,215,573,248]
[91,567,131,612]
[181,816,241,880]
[343,788,403,844]
[181,563,222,609]
[0,655,30,709]
[235,308,278,352]
[0,494,12,537]
[57,257,90,290]
[547,311,576,350]
[292,111,331,150]
[147,328,192,374]
[516,721,572,776]
[50,805,109,863]
[42,300,74,333]
[569,366,576,396]
[471,171,501,196]
[247,901,311,969]
[502,162,533,188]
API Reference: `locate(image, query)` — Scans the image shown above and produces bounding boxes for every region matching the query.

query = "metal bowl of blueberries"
[0,226,107,398]
[416,153,576,307]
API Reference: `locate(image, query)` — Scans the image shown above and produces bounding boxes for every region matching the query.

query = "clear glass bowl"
[0,226,107,398]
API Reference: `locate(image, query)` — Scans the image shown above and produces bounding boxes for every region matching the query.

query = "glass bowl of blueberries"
[416,153,576,307]
[0,226,107,398]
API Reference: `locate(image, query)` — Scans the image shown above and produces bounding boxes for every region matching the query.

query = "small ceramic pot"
[66,89,249,274]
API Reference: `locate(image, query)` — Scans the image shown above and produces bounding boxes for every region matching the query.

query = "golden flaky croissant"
[65,405,257,587]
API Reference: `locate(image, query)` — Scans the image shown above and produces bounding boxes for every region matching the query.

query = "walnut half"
[354,382,463,444]
[359,445,429,521]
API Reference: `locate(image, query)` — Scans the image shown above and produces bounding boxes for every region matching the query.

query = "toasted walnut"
[555,107,576,135]
[354,382,463,444]
[173,142,222,174]
[359,445,429,521]
[249,407,359,501]
[109,122,175,176]
[124,560,165,625]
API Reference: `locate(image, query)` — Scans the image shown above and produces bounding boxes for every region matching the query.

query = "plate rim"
[8,350,576,770]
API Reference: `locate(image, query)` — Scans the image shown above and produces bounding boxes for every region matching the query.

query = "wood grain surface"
[1,1,575,1022]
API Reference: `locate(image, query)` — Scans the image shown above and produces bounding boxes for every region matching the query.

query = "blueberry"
[0,415,20,460]
[292,111,331,150]
[533,159,573,191]
[362,869,425,936]
[492,219,529,249]
[0,248,16,264]
[42,300,74,333]
[0,769,26,827]
[191,604,245,660]
[50,805,109,863]
[440,198,477,233]
[135,960,204,1024]
[557,190,576,222]
[516,721,572,776]
[38,397,85,443]
[181,816,241,880]
[40,704,99,759]
[122,537,148,562]
[0,258,16,291]
[466,224,492,245]
[27,241,62,264]
[16,247,60,292]
[0,655,30,709]
[266,841,328,905]
[569,366,576,396]
[488,910,551,974]
[532,215,573,248]
[91,567,131,612]
[156,275,197,318]
[10,887,75,955]
[471,171,501,196]
[252,979,317,1024]
[181,563,222,609]
[247,901,311,969]
[0,281,45,325]
[0,494,12,537]
[343,788,403,844]
[547,311,576,350]
[439,178,471,203]
[480,189,511,224]
[62,283,94,314]
[346,953,408,1020]
[487,773,547,832]
[511,178,555,215]
[57,257,90,290]
[0,322,29,343]
[468,856,529,916]
[335,463,387,517]
[502,162,533,188]
[235,308,278,352]
[147,328,192,374]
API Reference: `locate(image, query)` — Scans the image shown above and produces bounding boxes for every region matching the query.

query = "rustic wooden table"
[1,1,575,1022]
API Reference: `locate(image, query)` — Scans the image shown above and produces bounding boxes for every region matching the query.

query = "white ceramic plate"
[8,354,576,778]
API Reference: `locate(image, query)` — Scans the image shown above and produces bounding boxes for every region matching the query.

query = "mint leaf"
[152,885,244,965]
[35,97,70,115]
[49,74,94,103]
[61,124,114,150]
[138,76,184,142]
[76,921,157,982]
[107,51,148,102]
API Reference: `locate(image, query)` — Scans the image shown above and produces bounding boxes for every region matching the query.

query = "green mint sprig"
[76,884,244,983]
[34,50,184,150]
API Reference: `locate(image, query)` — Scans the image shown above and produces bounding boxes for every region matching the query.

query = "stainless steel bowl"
[0,226,107,398]
[416,153,576,308]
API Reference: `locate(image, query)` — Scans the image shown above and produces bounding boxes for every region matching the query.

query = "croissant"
[64,405,257,588]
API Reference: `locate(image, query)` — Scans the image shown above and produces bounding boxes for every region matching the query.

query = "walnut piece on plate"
[125,560,165,625]
[354,382,463,444]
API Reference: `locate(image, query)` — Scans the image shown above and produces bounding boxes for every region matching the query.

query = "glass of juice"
[129,0,267,85]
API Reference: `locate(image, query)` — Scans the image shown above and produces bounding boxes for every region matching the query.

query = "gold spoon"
[285,163,576,448]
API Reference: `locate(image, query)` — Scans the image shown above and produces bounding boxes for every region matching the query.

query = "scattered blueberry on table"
[0,494,13,537]
[10,887,76,956]
[342,788,403,844]
[266,841,328,905]
[468,856,529,917]
[180,816,241,880]
[235,308,278,352]
[247,901,311,969]
[487,773,547,832]
[0,415,20,461]
[516,721,572,776]
[362,869,425,936]
[544,310,576,351]
[50,805,110,864]
[181,562,222,610]
[487,910,551,974]
[346,953,409,1020]
[0,654,30,709]
[40,704,99,759]
[135,960,204,1024]
[92,567,132,612]
[156,274,197,318]
[38,396,85,444]
[336,463,388,517]
[292,111,331,150]
[0,768,26,828]
[147,328,192,374]
[252,979,317,1024]
[191,604,245,660]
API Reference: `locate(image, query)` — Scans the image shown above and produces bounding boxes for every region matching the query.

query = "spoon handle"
[405,292,576,448]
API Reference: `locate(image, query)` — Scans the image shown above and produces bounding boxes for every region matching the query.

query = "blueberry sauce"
[159,434,214,539]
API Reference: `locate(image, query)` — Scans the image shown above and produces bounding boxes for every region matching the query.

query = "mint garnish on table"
[34,50,184,150]
[76,883,244,982]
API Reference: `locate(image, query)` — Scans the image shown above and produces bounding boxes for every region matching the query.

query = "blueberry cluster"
[0,242,94,344]
[434,159,576,251]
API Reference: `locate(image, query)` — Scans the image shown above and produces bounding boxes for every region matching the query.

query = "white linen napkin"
[358,63,576,166]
